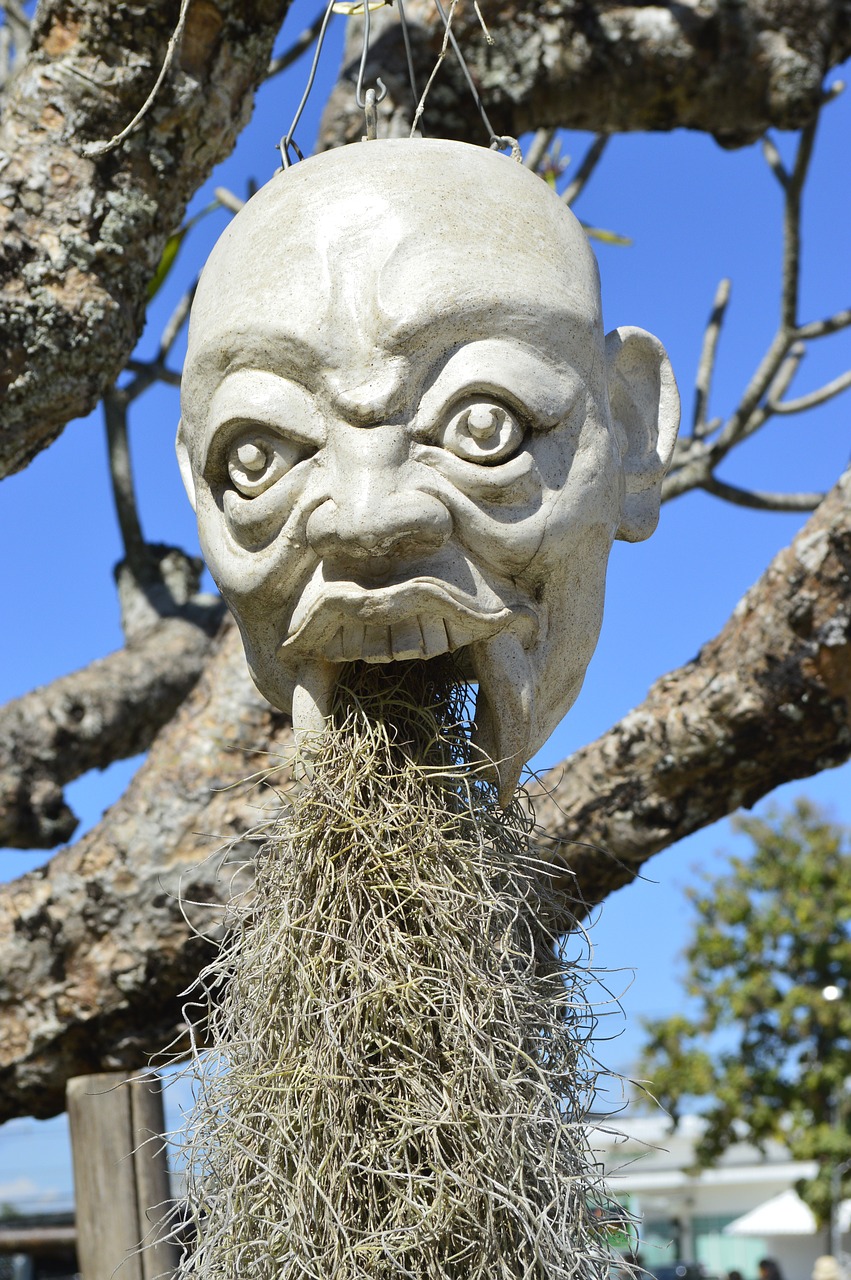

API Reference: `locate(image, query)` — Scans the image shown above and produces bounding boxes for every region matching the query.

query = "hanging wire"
[354,1,388,108]
[277,0,513,167]
[395,0,420,118]
[429,0,503,149]
[278,0,337,168]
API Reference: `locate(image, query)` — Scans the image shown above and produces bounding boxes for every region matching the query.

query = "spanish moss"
[172,659,618,1280]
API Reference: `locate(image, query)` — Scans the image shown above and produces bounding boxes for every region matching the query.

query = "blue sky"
[1,2,849,1212]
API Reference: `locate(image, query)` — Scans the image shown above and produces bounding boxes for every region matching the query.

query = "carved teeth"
[420,616,449,658]
[320,613,460,662]
[392,617,425,661]
[469,630,534,807]
[341,622,365,662]
[445,619,475,651]
[292,619,533,806]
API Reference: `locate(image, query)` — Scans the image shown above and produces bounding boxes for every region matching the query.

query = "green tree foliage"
[640,801,851,1223]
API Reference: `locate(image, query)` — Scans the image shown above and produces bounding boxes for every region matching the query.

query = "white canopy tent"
[725,1189,851,1237]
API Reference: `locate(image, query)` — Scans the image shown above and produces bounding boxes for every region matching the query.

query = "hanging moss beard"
[175,658,616,1280]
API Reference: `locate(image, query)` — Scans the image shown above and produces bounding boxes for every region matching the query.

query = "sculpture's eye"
[440,401,524,465]
[226,431,306,497]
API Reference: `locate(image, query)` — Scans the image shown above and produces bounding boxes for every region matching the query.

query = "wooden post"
[67,1071,180,1280]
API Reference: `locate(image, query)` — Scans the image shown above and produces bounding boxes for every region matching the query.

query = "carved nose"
[305,424,452,572]
[307,489,452,568]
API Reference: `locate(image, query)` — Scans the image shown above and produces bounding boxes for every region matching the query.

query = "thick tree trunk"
[0,0,289,478]
[1,468,849,1122]
[317,1,851,155]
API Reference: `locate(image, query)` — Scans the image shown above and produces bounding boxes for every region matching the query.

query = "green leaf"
[581,222,633,247]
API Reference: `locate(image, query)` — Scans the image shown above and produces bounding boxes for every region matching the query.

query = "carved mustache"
[283,579,538,805]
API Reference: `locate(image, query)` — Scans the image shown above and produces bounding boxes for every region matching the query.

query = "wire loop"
[277,0,500,166]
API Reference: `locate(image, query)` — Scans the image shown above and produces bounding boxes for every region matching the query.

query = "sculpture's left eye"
[226,430,306,497]
[440,401,524,465]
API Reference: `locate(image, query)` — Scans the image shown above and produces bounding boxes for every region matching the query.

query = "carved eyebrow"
[201,371,323,471]
[415,339,584,432]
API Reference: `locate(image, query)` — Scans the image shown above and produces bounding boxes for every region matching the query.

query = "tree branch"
[796,308,851,340]
[316,1,851,154]
[0,0,290,479]
[561,135,609,207]
[692,278,731,438]
[0,620,291,1121]
[2,471,851,1119]
[768,367,851,415]
[0,608,224,849]
[700,476,824,512]
[534,468,851,925]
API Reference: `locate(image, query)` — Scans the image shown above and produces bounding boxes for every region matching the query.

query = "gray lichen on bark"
[0,0,289,477]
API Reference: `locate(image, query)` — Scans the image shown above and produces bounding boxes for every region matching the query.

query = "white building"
[594,1113,850,1280]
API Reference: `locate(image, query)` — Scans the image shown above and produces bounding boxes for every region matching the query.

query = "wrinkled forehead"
[183,140,604,410]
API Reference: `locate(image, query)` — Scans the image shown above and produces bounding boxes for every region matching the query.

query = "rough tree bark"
[534,465,851,920]
[0,0,289,478]
[0,609,222,849]
[3,0,850,477]
[316,1,851,154]
[0,620,292,1123]
[1,467,849,1123]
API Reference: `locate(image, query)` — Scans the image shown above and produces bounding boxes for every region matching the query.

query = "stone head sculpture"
[178,139,680,801]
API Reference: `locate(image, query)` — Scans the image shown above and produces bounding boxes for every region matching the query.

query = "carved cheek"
[195,466,318,624]
[414,447,547,572]
[222,465,313,550]
[533,426,622,572]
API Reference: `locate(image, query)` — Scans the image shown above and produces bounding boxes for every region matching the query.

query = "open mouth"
[284,578,538,805]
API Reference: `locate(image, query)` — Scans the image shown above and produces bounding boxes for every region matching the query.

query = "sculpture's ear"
[175,419,197,513]
[605,326,680,543]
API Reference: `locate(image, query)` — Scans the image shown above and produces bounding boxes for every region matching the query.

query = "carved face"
[179,140,679,800]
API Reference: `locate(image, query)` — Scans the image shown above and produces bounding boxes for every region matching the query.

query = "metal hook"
[355,0,389,108]
[363,87,379,140]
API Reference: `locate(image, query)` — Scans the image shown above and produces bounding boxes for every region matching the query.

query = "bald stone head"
[178,138,679,800]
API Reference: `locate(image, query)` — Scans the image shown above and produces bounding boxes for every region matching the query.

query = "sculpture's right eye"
[225,430,307,498]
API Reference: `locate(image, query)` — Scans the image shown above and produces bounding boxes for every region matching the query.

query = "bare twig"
[781,115,818,332]
[701,476,823,512]
[82,0,192,157]
[104,389,148,581]
[523,128,555,173]
[125,359,182,393]
[796,308,851,340]
[562,135,609,206]
[769,367,851,415]
[214,186,246,215]
[410,0,459,137]
[761,135,789,189]
[472,1,494,44]
[124,277,199,401]
[159,277,198,359]
[665,103,849,514]
[692,278,731,438]
[266,9,328,80]
[766,340,807,403]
